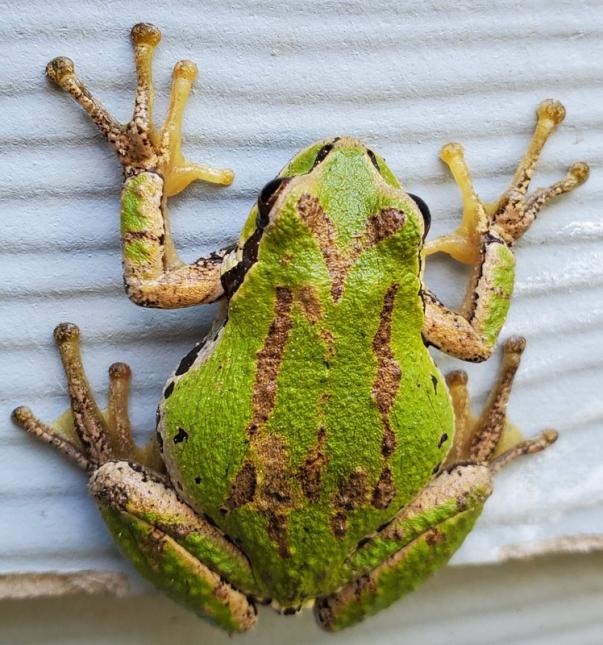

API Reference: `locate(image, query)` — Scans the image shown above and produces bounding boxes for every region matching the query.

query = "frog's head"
[254,136,431,247]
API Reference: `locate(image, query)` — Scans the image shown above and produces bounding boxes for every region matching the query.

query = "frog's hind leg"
[13,323,259,633]
[13,322,158,472]
[316,464,494,631]
[444,335,557,467]
[90,462,259,632]
[315,337,557,631]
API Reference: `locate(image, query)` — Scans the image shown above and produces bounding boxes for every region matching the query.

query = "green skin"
[95,139,515,631]
[159,142,453,605]
[15,25,586,634]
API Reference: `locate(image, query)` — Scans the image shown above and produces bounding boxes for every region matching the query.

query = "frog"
[13,23,589,633]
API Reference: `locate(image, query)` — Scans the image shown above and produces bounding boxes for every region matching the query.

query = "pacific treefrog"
[14,23,589,633]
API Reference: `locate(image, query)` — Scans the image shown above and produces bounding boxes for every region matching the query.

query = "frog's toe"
[130,22,161,47]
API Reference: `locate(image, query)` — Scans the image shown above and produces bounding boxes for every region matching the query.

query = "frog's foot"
[316,463,493,631]
[12,322,161,473]
[13,323,258,633]
[444,336,557,470]
[45,23,233,196]
[424,100,589,264]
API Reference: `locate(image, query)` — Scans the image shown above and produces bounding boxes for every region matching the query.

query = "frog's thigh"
[316,465,492,632]
[90,462,258,633]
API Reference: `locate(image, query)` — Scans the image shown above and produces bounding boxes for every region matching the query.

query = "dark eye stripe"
[311,143,335,169]
[257,177,289,228]
[408,193,431,239]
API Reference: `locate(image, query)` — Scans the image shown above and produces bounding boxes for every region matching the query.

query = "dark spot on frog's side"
[175,344,203,376]
[221,227,263,297]
[194,476,202,484]
[173,427,189,444]
[163,381,175,398]
[431,374,438,394]
[438,432,448,449]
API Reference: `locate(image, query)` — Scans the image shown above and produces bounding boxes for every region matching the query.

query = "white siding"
[1,0,602,639]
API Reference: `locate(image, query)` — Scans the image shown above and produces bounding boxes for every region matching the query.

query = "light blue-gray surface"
[0,0,602,641]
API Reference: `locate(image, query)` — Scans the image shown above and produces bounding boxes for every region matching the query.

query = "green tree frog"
[13,23,589,633]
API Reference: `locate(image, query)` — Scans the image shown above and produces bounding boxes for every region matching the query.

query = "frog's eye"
[408,193,431,239]
[257,177,289,227]
[311,143,335,169]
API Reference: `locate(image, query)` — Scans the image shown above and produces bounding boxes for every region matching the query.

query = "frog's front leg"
[13,324,258,633]
[315,339,555,631]
[422,101,589,360]
[46,24,234,308]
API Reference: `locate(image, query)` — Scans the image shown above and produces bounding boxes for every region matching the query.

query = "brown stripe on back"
[371,284,401,508]
[246,287,294,435]
[296,194,405,302]
[298,426,327,502]
[224,287,297,556]
[372,284,401,458]
[330,468,369,538]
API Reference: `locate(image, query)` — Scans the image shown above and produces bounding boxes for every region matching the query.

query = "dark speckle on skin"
[173,427,189,444]
[431,374,438,395]
[438,433,448,449]
[194,476,202,484]
[175,344,203,376]
[163,381,175,398]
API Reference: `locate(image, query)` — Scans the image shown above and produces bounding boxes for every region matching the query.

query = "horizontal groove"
[2,11,600,56]
[4,68,602,104]
[2,113,600,152]
[2,1,601,577]
[0,147,599,201]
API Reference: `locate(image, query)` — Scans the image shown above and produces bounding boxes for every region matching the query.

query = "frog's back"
[159,138,453,605]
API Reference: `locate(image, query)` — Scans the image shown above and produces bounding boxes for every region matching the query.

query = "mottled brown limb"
[12,406,89,471]
[53,323,112,468]
[45,57,125,151]
[489,430,558,474]
[468,336,525,462]
[46,23,234,311]
[130,23,160,150]
[422,289,492,361]
[494,162,589,244]
[422,101,588,359]
[107,362,135,460]
[444,370,471,465]
[14,323,164,474]
[106,362,164,471]
[444,337,558,470]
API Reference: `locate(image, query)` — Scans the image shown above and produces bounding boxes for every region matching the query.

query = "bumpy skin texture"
[158,141,453,605]
[13,23,588,634]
